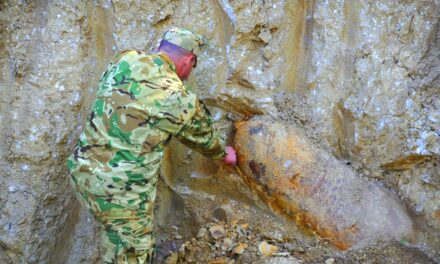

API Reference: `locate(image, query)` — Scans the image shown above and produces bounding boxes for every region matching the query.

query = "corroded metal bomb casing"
[234,117,414,250]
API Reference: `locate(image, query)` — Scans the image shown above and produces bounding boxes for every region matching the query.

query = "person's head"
[158,27,207,81]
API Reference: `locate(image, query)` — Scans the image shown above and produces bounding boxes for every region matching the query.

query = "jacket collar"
[158,52,177,73]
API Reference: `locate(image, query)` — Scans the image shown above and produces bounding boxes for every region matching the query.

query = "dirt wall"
[0,0,439,263]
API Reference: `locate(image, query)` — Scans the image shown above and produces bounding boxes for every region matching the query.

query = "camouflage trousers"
[70,175,157,264]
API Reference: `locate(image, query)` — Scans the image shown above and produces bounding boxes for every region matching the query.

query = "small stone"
[240,223,249,229]
[233,243,248,255]
[197,227,207,238]
[175,234,182,240]
[164,252,178,264]
[178,243,187,254]
[221,237,233,251]
[325,258,335,264]
[296,247,305,253]
[209,225,225,240]
[8,185,17,193]
[258,241,278,257]
[262,230,284,242]
[258,28,272,43]
[235,225,247,237]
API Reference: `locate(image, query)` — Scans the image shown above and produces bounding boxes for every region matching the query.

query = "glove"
[223,146,237,166]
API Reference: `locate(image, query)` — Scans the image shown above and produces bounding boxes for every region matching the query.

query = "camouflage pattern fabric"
[67,49,225,263]
[162,27,207,56]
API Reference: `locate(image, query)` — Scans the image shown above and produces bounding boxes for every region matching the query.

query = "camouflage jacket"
[67,50,225,208]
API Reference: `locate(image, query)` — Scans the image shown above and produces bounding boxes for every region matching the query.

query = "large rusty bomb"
[234,117,414,250]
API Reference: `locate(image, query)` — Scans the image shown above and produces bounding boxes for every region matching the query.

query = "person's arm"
[152,89,226,159]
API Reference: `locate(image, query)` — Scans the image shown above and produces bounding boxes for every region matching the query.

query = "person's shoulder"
[149,53,169,67]
[116,51,174,72]
[113,49,151,63]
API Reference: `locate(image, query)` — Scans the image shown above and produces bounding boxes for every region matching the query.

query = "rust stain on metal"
[233,164,352,250]
[248,160,266,180]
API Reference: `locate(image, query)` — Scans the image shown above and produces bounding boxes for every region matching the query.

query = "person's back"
[68,50,205,208]
[67,28,236,264]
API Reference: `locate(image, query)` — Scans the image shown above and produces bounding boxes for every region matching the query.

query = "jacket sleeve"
[152,89,226,159]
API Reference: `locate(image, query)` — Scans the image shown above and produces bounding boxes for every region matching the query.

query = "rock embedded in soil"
[258,241,279,257]
[197,227,207,238]
[233,243,248,255]
[210,225,226,240]
[325,258,335,264]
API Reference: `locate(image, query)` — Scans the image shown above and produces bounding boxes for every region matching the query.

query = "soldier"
[67,27,236,264]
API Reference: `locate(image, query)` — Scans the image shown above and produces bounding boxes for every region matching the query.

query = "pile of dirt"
[157,219,436,264]
[158,218,313,264]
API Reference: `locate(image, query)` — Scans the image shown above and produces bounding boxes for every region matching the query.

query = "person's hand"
[223,146,237,166]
